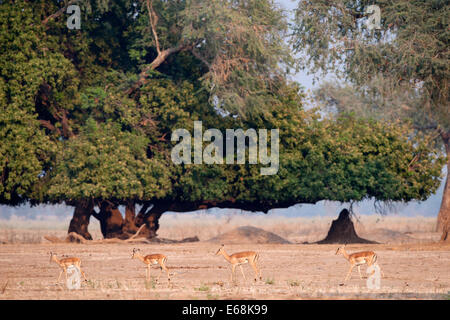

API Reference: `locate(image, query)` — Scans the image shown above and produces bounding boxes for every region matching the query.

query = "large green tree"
[0,0,444,240]
[292,0,450,240]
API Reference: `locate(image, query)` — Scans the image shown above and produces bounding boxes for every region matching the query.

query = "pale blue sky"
[0,0,445,220]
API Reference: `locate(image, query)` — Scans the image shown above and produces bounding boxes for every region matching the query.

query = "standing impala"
[49,252,87,283]
[131,248,170,283]
[215,244,262,283]
[335,245,378,284]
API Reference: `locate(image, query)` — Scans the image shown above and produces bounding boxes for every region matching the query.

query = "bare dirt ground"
[0,241,449,300]
[0,215,449,299]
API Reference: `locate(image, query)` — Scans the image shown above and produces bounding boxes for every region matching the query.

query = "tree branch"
[42,0,81,25]
[128,224,146,240]
[408,129,442,171]
[438,128,450,143]
[140,203,151,215]
[148,199,308,215]
[126,42,192,95]
[39,120,62,136]
[146,0,161,55]
[191,47,211,69]
[91,206,102,221]
[413,124,438,131]
[59,108,74,138]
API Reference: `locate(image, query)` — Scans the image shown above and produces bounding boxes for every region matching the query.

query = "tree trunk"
[123,201,138,234]
[437,132,450,241]
[317,209,377,244]
[88,201,168,240]
[97,201,126,239]
[67,200,94,241]
[135,203,171,239]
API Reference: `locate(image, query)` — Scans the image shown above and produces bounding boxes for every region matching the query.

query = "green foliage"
[0,2,62,204]
[130,0,293,118]
[292,0,449,130]
[167,87,444,207]
[0,0,444,212]
[0,102,56,204]
[313,78,444,147]
[48,119,171,201]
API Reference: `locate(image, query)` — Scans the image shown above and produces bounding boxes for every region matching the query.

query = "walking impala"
[335,245,379,284]
[215,244,262,283]
[131,248,170,283]
[49,252,87,282]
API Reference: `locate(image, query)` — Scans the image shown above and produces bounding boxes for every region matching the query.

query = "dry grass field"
[0,214,449,300]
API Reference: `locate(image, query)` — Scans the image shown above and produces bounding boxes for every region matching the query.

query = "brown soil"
[0,241,449,300]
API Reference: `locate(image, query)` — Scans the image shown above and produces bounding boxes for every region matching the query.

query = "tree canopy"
[292,0,449,240]
[0,0,445,240]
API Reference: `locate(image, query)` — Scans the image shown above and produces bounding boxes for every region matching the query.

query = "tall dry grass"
[0,213,439,244]
[157,213,438,243]
[0,215,102,243]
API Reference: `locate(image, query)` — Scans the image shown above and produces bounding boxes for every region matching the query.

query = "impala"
[49,252,87,282]
[335,245,378,284]
[215,244,262,283]
[131,248,170,283]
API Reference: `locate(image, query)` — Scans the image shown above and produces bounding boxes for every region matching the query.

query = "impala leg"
[77,263,87,281]
[344,265,354,282]
[76,266,87,281]
[57,270,63,282]
[358,265,363,280]
[249,261,261,281]
[378,264,385,278]
[151,267,155,282]
[146,265,151,282]
[81,270,87,281]
[239,265,246,281]
[64,267,68,281]
[156,267,162,282]
[231,265,236,283]
[255,255,262,280]
[161,264,170,282]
